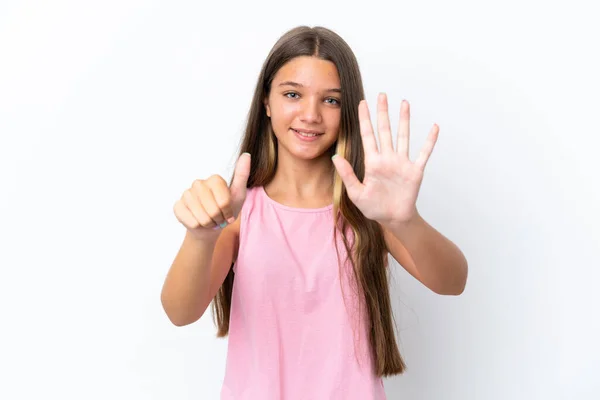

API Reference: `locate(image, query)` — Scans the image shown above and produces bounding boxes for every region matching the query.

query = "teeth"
[294,129,321,137]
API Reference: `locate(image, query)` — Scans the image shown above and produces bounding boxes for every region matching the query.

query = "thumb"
[332,154,363,200]
[230,152,251,212]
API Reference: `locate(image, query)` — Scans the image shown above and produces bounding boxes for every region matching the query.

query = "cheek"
[325,111,342,133]
[271,102,299,128]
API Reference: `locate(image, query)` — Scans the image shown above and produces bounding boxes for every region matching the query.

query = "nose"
[300,97,322,124]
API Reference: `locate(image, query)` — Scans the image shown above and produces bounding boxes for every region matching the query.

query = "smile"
[291,128,324,138]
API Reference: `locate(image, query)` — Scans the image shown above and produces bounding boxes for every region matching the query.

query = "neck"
[267,151,334,201]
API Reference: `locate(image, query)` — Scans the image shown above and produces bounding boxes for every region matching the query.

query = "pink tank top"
[221,186,386,399]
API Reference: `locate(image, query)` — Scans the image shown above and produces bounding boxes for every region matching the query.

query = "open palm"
[332,93,439,225]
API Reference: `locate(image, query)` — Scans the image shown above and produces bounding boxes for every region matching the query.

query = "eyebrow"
[278,81,341,93]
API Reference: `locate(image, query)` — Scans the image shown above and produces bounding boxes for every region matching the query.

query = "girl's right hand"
[173,153,251,241]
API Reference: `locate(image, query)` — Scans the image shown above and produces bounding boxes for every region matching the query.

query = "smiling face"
[264,56,342,161]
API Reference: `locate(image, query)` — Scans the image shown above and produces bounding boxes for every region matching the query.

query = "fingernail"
[331,154,338,160]
[227,217,235,224]
[213,221,228,230]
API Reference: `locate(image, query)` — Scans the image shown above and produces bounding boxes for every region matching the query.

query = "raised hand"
[173,152,251,240]
[332,93,439,225]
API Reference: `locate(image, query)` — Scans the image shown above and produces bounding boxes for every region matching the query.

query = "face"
[264,56,342,161]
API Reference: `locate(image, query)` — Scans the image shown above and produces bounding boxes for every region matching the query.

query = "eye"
[284,92,299,99]
[325,97,340,106]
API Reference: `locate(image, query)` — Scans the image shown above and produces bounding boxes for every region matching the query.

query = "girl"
[162,26,468,399]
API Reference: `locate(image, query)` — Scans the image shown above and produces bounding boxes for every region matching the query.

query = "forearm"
[161,231,218,325]
[386,213,468,295]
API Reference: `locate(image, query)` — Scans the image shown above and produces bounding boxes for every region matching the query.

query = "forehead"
[272,56,340,88]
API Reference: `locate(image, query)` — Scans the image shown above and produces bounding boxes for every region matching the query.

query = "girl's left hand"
[332,93,439,226]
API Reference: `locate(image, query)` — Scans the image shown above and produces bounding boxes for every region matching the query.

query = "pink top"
[221,186,386,399]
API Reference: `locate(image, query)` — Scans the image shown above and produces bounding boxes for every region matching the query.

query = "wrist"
[186,228,221,245]
[383,212,423,235]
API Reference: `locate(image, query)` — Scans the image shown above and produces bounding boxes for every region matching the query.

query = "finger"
[377,93,394,152]
[173,200,201,230]
[415,124,439,170]
[396,100,410,158]
[332,154,364,200]
[230,152,251,206]
[182,189,217,228]
[209,176,235,224]
[358,100,378,160]
[191,181,227,225]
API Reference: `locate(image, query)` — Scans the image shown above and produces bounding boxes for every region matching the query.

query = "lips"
[292,128,324,137]
[291,128,324,142]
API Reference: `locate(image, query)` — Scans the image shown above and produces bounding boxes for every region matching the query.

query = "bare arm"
[383,214,467,295]
[160,218,239,326]
[162,153,250,326]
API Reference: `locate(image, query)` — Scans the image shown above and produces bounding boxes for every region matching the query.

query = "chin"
[292,147,335,161]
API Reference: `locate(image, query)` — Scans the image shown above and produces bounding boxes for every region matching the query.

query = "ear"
[263,98,271,118]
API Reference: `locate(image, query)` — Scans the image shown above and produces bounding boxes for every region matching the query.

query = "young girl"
[161,26,468,399]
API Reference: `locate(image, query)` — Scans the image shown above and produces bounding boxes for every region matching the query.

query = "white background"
[1,1,599,399]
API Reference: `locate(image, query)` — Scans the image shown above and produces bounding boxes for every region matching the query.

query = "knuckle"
[182,189,194,203]
[173,203,184,219]
[199,216,213,227]
[216,197,231,210]
[191,179,205,191]
[207,209,223,221]
[208,174,226,185]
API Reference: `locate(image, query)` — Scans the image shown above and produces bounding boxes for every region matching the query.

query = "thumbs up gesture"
[173,153,251,240]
